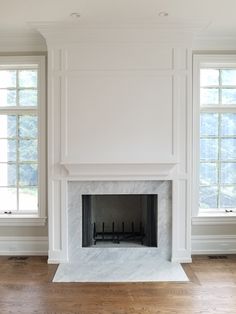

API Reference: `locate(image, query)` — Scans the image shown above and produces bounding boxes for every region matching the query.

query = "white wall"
[191,40,236,255]
[1,29,235,258]
[0,34,48,255]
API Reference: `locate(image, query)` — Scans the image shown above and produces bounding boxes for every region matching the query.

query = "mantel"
[61,162,178,180]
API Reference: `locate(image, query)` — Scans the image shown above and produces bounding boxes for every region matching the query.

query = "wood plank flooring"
[0,255,236,313]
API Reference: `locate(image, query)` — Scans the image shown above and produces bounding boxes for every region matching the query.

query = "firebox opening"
[82,194,158,248]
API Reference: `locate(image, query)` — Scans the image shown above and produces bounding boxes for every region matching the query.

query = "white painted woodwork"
[34,22,196,263]
[64,74,174,163]
[0,236,48,255]
[192,235,236,254]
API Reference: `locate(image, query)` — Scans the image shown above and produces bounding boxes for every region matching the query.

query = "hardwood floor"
[0,255,236,314]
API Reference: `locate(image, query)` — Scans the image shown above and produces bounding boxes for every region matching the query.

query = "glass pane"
[0,139,16,162]
[221,69,236,86]
[0,163,16,186]
[19,116,38,138]
[200,139,218,161]
[200,163,218,185]
[221,163,236,184]
[200,69,219,86]
[19,187,38,211]
[200,186,218,208]
[0,115,16,138]
[19,89,37,107]
[0,70,16,88]
[19,70,37,88]
[222,89,236,105]
[220,186,236,208]
[19,164,38,186]
[19,139,37,161]
[200,88,219,105]
[0,187,17,211]
[221,113,236,136]
[221,139,236,160]
[0,89,16,107]
[200,113,218,137]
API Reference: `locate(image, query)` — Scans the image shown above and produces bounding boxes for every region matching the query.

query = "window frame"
[193,54,236,219]
[0,55,46,226]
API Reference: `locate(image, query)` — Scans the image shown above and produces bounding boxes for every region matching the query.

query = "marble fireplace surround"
[68,180,172,262]
[52,180,191,282]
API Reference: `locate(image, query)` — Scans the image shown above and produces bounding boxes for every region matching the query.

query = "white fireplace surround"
[32,20,201,264]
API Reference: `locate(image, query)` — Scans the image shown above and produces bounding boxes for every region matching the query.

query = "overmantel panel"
[62,71,174,164]
[65,44,173,71]
[58,46,189,168]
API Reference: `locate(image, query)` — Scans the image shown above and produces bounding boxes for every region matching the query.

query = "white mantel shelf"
[61,162,178,180]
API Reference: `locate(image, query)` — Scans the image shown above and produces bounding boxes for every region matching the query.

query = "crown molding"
[30,18,209,31]
[0,31,47,52]
[193,35,236,50]
[31,19,209,45]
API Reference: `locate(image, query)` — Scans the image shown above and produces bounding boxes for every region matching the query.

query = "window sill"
[192,212,236,225]
[0,215,47,226]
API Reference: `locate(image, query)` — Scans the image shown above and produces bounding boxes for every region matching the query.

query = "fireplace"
[53,180,190,282]
[82,194,158,247]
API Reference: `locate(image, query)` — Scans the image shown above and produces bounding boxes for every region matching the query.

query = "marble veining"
[68,180,172,261]
[53,180,184,283]
[53,250,188,282]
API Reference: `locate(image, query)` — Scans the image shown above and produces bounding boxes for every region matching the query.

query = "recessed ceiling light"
[158,11,168,17]
[70,12,80,19]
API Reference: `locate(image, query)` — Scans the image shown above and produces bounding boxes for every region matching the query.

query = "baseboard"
[192,235,236,255]
[47,249,68,264]
[171,257,192,263]
[0,236,48,255]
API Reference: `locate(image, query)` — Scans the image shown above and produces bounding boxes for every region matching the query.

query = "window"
[0,56,46,225]
[193,55,236,216]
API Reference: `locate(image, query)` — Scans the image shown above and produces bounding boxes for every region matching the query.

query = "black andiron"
[93,221,145,245]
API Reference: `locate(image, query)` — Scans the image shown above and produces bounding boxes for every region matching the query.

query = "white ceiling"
[0,0,236,37]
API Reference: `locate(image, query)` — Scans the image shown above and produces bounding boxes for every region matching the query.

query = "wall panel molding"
[36,25,194,263]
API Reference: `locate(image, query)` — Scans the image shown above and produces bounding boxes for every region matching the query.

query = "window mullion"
[199,64,236,212]
[16,70,19,213]
[217,113,221,209]
[16,114,20,213]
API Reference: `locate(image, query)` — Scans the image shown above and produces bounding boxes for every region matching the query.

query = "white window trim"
[0,55,47,226]
[193,54,236,220]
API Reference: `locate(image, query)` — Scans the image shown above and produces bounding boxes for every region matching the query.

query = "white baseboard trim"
[171,249,192,263]
[0,236,48,255]
[47,249,68,264]
[192,235,236,255]
[171,257,192,263]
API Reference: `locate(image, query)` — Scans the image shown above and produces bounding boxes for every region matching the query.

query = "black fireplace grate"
[93,221,145,245]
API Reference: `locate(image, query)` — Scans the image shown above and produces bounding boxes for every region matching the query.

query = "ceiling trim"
[30,18,209,31]
[31,19,209,45]
[193,36,236,50]
[0,31,47,52]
